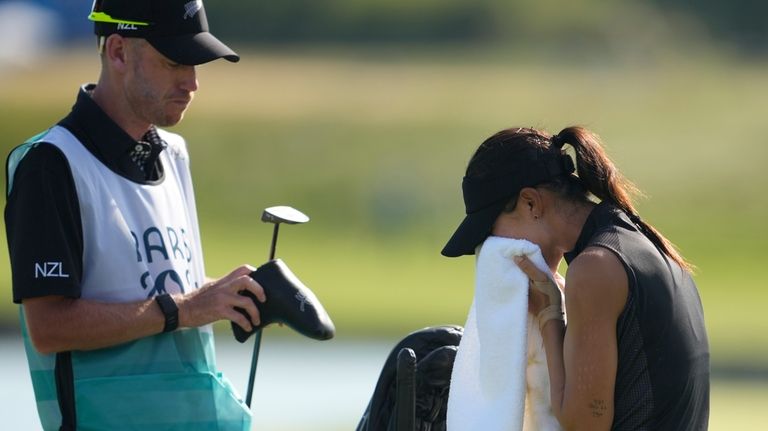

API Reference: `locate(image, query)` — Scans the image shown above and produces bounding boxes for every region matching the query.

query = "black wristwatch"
[155,293,179,333]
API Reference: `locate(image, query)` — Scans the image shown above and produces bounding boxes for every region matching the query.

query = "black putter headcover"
[232,259,335,343]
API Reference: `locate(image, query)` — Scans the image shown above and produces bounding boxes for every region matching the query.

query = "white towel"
[447,236,563,431]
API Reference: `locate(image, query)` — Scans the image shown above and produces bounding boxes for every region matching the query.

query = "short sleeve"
[5,143,83,303]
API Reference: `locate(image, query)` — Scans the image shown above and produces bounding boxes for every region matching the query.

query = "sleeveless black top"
[564,202,710,430]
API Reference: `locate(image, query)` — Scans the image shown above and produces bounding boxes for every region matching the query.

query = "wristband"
[532,279,563,309]
[155,293,179,333]
[537,304,565,331]
[531,278,565,331]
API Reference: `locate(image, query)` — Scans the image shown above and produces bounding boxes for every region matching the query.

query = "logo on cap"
[183,0,203,20]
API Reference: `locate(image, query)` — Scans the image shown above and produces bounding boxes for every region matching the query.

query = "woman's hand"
[514,255,565,330]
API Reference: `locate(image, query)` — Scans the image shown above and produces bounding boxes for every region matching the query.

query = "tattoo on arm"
[589,399,608,418]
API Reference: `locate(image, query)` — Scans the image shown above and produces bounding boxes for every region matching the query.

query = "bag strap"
[55,351,77,430]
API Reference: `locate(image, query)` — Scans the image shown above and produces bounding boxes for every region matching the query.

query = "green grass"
[0,48,766,372]
[710,379,768,430]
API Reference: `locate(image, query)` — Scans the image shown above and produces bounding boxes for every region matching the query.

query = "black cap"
[441,150,576,257]
[89,0,239,66]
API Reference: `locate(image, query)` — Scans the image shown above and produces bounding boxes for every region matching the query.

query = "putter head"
[261,206,310,225]
[232,259,335,343]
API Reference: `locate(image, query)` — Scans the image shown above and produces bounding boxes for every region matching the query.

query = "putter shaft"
[268,224,280,261]
[245,330,263,407]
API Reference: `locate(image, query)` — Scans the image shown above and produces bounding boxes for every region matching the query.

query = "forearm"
[519,251,623,431]
[23,266,265,355]
[540,320,568,423]
[23,296,165,354]
[541,319,617,431]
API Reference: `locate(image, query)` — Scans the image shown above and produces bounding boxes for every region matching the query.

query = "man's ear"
[103,34,129,73]
[518,187,543,219]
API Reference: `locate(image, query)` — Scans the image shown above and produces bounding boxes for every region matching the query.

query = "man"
[4,1,264,429]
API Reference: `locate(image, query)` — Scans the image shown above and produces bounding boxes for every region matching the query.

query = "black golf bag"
[356,325,463,431]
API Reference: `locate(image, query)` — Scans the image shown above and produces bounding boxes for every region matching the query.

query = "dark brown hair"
[466,126,693,273]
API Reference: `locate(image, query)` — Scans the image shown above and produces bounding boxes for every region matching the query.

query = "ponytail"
[552,127,694,273]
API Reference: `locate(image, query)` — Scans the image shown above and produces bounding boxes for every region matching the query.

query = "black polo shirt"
[5,84,168,303]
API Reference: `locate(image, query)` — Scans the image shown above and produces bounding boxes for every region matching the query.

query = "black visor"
[441,152,575,257]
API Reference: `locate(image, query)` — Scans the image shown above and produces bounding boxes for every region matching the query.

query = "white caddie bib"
[9,126,251,431]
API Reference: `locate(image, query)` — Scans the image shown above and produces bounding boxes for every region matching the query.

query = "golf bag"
[356,325,463,431]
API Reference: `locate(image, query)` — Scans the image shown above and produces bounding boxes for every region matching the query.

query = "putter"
[262,206,310,261]
[245,206,310,408]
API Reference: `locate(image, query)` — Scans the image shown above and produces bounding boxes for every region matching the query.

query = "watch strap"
[155,293,179,333]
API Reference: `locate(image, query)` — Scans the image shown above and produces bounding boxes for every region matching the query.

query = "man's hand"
[176,265,266,332]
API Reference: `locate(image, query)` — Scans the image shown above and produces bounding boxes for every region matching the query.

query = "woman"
[442,127,709,430]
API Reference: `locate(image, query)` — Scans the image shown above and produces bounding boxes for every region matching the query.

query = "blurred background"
[1,0,766,429]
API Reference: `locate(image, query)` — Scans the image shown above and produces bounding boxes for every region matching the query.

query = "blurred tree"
[206,0,767,55]
[207,0,494,44]
[650,0,767,54]
[20,0,768,56]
